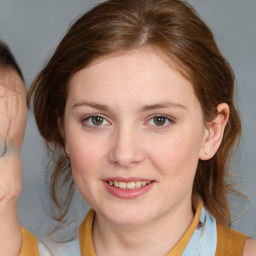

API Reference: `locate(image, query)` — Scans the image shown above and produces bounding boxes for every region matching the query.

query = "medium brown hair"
[27,0,241,225]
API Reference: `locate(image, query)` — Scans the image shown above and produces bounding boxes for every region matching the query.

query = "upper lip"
[103,177,154,182]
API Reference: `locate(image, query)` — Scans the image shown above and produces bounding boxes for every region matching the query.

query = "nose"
[108,125,145,168]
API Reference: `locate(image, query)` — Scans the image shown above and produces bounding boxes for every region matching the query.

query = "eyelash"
[81,114,174,129]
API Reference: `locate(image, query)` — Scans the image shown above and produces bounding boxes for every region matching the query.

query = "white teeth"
[135,181,142,188]
[107,180,151,189]
[127,181,136,189]
[118,182,126,189]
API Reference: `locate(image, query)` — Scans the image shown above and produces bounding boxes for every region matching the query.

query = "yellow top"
[19,227,39,256]
[215,223,248,256]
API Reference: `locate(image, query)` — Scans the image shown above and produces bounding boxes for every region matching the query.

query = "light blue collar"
[182,206,217,256]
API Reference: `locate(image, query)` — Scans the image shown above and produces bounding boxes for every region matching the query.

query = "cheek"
[67,134,107,202]
[148,132,202,180]
[68,138,103,173]
[149,136,200,201]
[65,124,109,180]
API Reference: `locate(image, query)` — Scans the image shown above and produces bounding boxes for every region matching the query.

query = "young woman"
[0,41,38,256]
[2,0,256,255]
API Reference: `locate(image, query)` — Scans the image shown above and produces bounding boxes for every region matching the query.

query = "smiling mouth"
[106,181,152,189]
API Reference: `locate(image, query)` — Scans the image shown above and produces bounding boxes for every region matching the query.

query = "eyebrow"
[72,101,187,112]
[72,101,110,111]
[139,101,187,112]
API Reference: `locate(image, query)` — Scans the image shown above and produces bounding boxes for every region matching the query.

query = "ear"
[199,103,230,160]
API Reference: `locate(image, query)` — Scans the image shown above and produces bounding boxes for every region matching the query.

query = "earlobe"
[199,103,230,160]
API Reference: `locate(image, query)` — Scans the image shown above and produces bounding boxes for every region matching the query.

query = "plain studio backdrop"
[0,0,255,239]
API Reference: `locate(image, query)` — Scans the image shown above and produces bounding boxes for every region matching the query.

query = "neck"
[92,200,194,256]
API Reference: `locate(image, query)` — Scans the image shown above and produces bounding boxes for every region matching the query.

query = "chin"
[111,216,150,226]
[103,207,154,227]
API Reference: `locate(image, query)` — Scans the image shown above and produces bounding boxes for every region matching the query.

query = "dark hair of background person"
[0,40,24,81]
[27,0,242,225]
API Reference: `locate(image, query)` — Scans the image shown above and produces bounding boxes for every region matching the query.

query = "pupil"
[154,117,166,126]
[92,116,103,125]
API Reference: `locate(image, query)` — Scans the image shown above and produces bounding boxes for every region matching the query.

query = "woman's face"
[64,48,208,226]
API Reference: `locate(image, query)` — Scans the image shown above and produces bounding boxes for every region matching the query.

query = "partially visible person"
[0,41,38,256]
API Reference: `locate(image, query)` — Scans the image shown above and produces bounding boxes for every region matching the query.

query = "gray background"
[0,0,255,239]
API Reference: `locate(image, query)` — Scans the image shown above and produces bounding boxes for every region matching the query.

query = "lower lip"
[104,181,155,199]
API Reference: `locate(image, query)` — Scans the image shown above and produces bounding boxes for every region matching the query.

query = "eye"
[148,115,173,127]
[82,115,110,127]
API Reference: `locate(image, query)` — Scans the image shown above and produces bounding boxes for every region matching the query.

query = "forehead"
[67,48,199,111]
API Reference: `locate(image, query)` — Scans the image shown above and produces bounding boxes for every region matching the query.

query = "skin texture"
[243,238,256,256]
[63,47,230,256]
[0,69,26,256]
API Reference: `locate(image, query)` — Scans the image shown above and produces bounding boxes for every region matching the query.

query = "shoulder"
[20,227,39,256]
[215,223,248,256]
[242,238,256,256]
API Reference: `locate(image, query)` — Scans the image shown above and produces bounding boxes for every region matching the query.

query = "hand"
[0,70,26,201]
[0,70,26,256]
[0,74,26,154]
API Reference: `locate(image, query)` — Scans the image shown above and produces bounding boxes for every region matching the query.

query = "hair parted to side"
[27,0,242,225]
